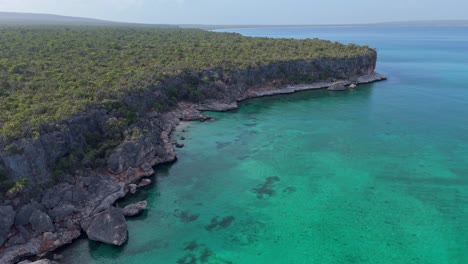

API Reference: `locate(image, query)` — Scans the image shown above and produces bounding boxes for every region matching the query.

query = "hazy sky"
[0,0,467,25]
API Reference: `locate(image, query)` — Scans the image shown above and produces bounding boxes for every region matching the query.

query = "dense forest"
[0,26,374,142]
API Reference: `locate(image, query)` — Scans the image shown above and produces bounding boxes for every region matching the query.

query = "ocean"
[61,26,468,264]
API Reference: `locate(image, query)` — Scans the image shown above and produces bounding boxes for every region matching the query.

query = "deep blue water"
[62,26,468,264]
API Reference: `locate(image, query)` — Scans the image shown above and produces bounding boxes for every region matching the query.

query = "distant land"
[0,12,177,27]
[0,12,467,28]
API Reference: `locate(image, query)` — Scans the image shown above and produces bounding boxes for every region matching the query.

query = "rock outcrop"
[327,81,347,91]
[0,54,387,263]
[121,201,147,217]
[0,206,15,247]
[81,207,127,246]
[29,210,55,233]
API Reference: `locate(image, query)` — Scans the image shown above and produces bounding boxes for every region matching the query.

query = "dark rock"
[328,81,347,91]
[180,136,186,140]
[81,207,127,246]
[29,210,54,233]
[4,223,30,246]
[5,231,27,246]
[0,206,15,246]
[90,182,126,214]
[15,204,35,226]
[41,193,61,210]
[138,178,151,188]
[49,203,75,222]
[71,190,87,204]
[121,201,147,217]
[175,143,184,148]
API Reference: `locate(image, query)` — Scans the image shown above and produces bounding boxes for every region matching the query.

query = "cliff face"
[0,54,376,187]
[0,54,384,263]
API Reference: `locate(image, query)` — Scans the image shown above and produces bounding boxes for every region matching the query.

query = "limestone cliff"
[0,54,385,263]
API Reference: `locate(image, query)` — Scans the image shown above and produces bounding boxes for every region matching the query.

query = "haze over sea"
[62,26,468,264]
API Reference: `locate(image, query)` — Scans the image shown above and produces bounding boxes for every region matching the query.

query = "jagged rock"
[121,201,147,217]
[90,182,126,214]
[128,184,137,194]
[0,206,15,246]
[138,178,151,188]
[81,207,127,246]
[49,203,75,222]
[349,83,357,89]
[41,193,61,210]
[328,81,347,91]
[29,210,54,233]
[15,204,35,226]
[62,189,86,204]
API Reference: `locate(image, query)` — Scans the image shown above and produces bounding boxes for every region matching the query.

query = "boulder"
[0,205,16,246]
[128,184,137,194]
[49,203,75,222]
[349,83,357,89]
[41,192,61,210]
[138,178,152,188]
[29,210,55,233]
[81,207,127,246]
[15,204,35,226]
[327,81,347,91]
[121,201,147,217]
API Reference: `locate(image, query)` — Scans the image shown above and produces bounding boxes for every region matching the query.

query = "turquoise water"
[62,27,468,263]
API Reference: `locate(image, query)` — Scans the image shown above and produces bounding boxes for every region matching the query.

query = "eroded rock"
[0,206,15,246]
[15,204,35,226]
[328,81,347,91]
[138,178,151,188]
[127,184,137,194]
[81,207,127,246]
[121,201,147,217]
[29,210,54,233]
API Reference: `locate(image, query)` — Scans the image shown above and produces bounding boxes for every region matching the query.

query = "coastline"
[197,72,387,112]
[0,69,385,263]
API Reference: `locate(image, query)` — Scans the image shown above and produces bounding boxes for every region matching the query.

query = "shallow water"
[61,26,468,263]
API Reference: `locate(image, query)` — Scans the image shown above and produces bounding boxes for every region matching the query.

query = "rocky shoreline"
[0,56,385,263]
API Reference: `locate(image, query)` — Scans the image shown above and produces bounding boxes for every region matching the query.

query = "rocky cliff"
[0,54,385,263]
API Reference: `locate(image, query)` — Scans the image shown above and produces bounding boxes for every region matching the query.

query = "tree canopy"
[0,26,374,141]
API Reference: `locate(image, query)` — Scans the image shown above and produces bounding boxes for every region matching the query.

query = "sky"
[0,0,467,25]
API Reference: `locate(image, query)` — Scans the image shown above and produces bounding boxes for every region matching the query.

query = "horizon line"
[1,11,468,27]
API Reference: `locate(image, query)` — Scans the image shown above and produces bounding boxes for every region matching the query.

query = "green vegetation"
[0,25,374,141]
[7,178,30,195]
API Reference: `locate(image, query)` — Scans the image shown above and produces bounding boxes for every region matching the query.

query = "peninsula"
[0,25,385,263]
